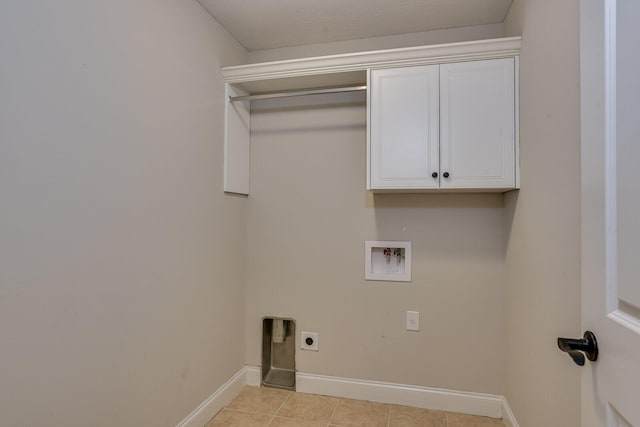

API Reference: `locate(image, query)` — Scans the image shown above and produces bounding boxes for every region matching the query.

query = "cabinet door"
[439,58,515,189]
[369,65,440,189]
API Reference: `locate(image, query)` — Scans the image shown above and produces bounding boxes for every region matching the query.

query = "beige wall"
[0,0,583,423]
[248,23,504,63]
[0,1,247,426]
[503,1,582,426]
[246,90,506,393]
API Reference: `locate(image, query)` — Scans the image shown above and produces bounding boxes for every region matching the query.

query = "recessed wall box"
[262,317,296,390]
[365,240,412,282]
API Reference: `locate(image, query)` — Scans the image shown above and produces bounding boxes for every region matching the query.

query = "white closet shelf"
[222,37,522,195]
[221,37,521,94]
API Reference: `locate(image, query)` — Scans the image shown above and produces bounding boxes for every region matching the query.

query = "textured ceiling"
[198,0,513,51]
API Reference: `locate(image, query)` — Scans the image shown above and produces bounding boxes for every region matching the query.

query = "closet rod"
[229,84,367,102]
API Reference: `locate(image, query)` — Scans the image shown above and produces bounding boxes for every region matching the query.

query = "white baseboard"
[246,366,261,386]
[177,366,520,426]
[295,371,503,418]
[176,367,248,427]
[501,397,520,427]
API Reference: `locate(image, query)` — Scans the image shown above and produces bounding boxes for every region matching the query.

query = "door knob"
[557,331,598,366]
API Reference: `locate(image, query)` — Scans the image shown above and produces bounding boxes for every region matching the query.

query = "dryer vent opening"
[262,317,296,390]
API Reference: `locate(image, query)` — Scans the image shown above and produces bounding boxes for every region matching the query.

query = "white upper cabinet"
[221,37,521,195]
[367,57,518,192]
[439,58,515,189]
[369,65,440,189]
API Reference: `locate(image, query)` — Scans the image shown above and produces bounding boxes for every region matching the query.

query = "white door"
[581,1,640,426]
[439,58,515,189]
[369,65,439,189]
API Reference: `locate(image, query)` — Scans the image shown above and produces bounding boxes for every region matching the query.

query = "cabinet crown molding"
[222,37,521,87]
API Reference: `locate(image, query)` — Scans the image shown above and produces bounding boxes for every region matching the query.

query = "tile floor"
[207,386,505,427]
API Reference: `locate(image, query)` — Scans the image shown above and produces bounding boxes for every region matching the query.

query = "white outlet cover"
[300,331,319,351]
[406,311,420,331]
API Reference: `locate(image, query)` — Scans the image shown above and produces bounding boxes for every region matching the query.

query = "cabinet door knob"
[432,172,438,178]
[443,172,450,178]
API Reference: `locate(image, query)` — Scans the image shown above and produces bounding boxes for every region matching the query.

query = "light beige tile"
[276,392,340,422]
[206,409,272,427]
[227,386,291,415]
[446,412,505,427]
[329,398,390,427]
[269,416,327,427]
[389,404,447,427]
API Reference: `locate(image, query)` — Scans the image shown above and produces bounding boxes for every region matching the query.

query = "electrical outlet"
[406,311,420,331]
[300,331,319,351]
